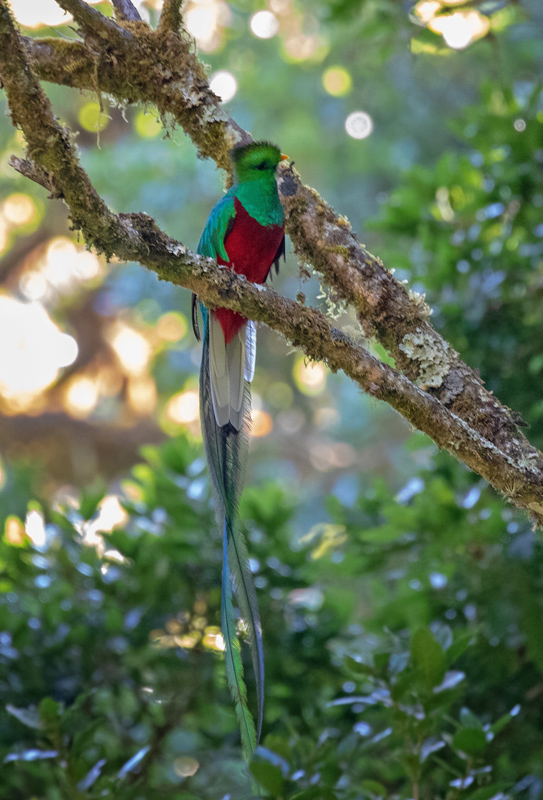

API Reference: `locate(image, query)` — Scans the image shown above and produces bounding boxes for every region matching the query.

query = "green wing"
[197,191,236,260]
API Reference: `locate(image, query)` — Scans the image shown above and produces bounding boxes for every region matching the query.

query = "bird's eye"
[255,161,267,170]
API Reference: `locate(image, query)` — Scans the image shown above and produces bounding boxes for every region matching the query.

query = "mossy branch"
[54,0,133,41]
[158,0,183,32]
[20,19,526,464]
[1,0,543,523]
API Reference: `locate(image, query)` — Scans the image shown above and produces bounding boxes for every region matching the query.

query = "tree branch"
[9,150,543,512]
[20,28,524,458]
[111,0,142,23]
[54,0,133,41]
[158,0,183,33]
[2,1,543,522]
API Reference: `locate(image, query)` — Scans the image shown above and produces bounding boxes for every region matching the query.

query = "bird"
[192,141,288,758]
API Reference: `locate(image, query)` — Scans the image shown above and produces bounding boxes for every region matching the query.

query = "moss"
[323,245,350,258]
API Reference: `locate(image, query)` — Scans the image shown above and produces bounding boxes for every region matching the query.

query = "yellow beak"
[280,153,290,161]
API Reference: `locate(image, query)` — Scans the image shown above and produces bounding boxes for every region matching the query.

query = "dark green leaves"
[411,628,446,690]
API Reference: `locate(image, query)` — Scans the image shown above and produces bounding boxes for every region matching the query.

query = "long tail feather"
[227,510,265,742]
[222,520,257,758]
[200,313,265,756]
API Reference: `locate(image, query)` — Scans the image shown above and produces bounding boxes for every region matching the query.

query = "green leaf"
[360,779,387,798]
[411,628,446,689]
[491,709,516,735]
[460,706,483,729]
[291,789,338,800]
[79,483,106,521]
[520,599,543,671]
[446,633,474,665]
[411,37,440,55]
[344,655,375,676]
[452,727,487,754]
[250,762,285,796]
[468,784,511,800]
[262,735,292,763]
[39,698,61,727]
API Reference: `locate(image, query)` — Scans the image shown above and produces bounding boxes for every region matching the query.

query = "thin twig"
[158,0,183,32]
[54,0,132,40]
[111,0,142,22]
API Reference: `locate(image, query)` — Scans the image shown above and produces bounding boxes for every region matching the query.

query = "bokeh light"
[270,0,290,12]
[184,0,231,52]
[9,0,103,28]
[19,239,102,302]
[134,110,162,139]
[209,71,238,104]
[63,375,99,419]
[156,312,187,342]
[0,218,9,255]
[428,9,490,49]
[250,10,279,39]
[107,322,152,377]
[3,194,36,226]
[173,757,200,778]
[94,495,129,533]
[414,0,441,24]
[252,409,273,437]
[0,296,78,408]
[25,509,46,548]
[42,238,79,290]
[283,34,320,63]
[203,629,225,651]
[127,376,157,416]
[78,102,109,134]
[5,516,25,546]
[166,390,200,425]
[322,66,352,97]
[9,0,71,28]
[294,358,327,396]
[345,111,374,140]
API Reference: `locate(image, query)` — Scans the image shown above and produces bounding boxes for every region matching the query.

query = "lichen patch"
[399,330,451,388]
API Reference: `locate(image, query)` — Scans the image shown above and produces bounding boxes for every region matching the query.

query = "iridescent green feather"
[197,192,235,261]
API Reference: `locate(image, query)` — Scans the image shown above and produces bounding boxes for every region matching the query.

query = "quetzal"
[192,141,288,757]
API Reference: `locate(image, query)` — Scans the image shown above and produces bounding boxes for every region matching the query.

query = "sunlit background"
[1,0,541,517]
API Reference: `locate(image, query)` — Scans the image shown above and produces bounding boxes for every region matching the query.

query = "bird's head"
[231,141,289,183]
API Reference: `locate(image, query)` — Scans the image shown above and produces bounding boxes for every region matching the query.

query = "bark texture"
[1,0,543,523]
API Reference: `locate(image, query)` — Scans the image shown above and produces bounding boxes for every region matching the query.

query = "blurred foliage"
[1,437,542,799]
[1,0,543,798]
[370,80,543,439]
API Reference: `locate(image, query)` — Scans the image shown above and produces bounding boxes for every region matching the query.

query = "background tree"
[0,0,542,798]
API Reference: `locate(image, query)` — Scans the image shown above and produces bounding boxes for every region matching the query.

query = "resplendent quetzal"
[192,141,288,757]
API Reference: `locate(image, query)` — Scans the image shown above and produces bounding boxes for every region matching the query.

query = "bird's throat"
[234,177,284,227]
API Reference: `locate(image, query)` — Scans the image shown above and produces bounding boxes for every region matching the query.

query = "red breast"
[215,197,284,344]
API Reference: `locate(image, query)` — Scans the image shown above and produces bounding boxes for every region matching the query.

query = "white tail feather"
[208,312,246,431]
[244,321,257,383]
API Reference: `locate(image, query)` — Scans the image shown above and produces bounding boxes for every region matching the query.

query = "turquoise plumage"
[194,142,287,758]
